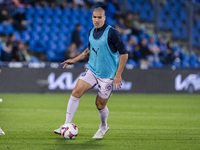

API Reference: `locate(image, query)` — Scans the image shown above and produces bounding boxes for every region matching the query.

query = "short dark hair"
[93,7,105,16]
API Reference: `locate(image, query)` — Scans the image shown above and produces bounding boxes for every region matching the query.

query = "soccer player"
[0,69,5,135]
[0,127,5,135]
[54,7,128,139]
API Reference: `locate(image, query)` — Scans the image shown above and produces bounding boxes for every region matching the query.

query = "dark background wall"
[0,68,200,94]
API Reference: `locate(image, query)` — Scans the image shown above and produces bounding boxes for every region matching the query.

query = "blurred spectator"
[124,12,141,36]
[48,0,58,9]
[86,0,106,9]
[115,16,131,35]
[12,7,27,31]
[36,0,48,7]
[72,0,85,8]
[12,41,29,62]
[1,42,13,61]
[164,41,175,65]
[126,36,135,60]
[1,0,15,12]
[7,34,18,50]
[20,0,35,5]
[173,46,183,66]
[71,24,83,50]
[59,2,68,9]
[157,37,167,53]
[148,37,161,63]
[157,37,167,63]
[148,37,160,54]
[139,38,152,68]
[12,0,31,7]
[126,35,140,61]
[65,42,80,59]
[0,9,13,24]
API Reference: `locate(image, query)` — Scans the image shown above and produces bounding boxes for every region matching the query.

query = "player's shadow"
[56,138,105,150]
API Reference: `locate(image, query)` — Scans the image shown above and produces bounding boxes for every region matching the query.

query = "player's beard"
[94,22,103,29]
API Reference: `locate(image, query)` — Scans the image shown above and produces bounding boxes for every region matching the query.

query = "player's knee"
[72,88,83,98]
[95,101,105,110]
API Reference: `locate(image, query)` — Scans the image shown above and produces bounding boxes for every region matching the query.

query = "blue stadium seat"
[40,33,49,43]
[173,60,181,68]
[35,7,45,16]
[51,17,62,25]
[46,50,65,62]
[106,17,116,27]
[140,9,154,21]
[153,61,163,67]
[26,14,33,23]
[126,59,138,67]
[79,9,89,18]
[44,7,53,16]
[127,0,141,13]
[181,53,190,67]
[192,35,200,47]
[172,26,187,39]
[80,17,87,26]
[29,57,39,63]
[0,40,3,61]
[190,53,199,61]
[48,41,57,51]
[179,11,187,22]
[63,8,71,16]
[158,18,173,30]
[21,31,31,42]
[29,41,46,53]
[139,1,154,21]
[30,32,40,41]
[0,24,14,34]
[43,16,52,25]
[25,7,35,16]
[47,33,58,43]
[57,41,67,53]
[60,25,69,34]
[71,9,80,18]
[13,31,21,41]
[33,25,42,33]
[0,23,4,33]
[0,40,3,50]
[189,54,199,68]
[41,25,51,34]
[58,33,67,42]
[33,17,43,25]
[53,7,62,17]
[61,16,71,26]
[182,60,190,67]
[195,19,200,27]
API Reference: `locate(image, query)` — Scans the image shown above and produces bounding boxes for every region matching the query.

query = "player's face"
[92,11,105,29]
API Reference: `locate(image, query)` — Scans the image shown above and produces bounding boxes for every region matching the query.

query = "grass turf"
[0,94,200,150]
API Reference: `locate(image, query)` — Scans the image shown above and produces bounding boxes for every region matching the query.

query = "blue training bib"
[88,25,119,79]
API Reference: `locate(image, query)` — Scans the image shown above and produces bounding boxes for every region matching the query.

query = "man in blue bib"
[55,7,128,139]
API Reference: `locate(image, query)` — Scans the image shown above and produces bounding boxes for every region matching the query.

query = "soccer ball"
[61,123,78,139]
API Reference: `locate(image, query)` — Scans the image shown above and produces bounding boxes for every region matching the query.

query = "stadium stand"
[0,0,199,68]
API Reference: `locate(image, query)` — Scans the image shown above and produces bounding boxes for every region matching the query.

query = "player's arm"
[109,27,128,90]
[61,47,90,68]
[114,54,128,90]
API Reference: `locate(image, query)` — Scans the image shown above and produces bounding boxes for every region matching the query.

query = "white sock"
[64,95,80,124]
[98,106,109,130]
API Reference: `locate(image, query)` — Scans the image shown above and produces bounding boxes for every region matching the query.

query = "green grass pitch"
[0,93,200,150]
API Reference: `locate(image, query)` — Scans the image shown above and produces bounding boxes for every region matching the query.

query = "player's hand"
[114,75,122,90]
[60,59,76,68]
